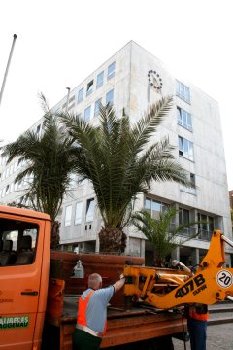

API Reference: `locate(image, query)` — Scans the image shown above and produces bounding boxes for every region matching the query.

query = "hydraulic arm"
[124,230,233,309]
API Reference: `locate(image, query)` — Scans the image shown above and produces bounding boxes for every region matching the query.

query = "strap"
[189,307,208,321]
[76,324,103,337]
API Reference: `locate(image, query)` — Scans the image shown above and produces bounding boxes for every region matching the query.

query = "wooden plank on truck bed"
[59,306,186,350]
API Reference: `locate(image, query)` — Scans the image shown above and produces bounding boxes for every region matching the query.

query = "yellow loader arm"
[124,230,233,309]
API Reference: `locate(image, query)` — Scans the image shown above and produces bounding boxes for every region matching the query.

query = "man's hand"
[172,260,192,276]
[114,274,126,293]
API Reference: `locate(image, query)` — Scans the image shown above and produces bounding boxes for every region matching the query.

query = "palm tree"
[131,207,198,266]
[60,96,193,253]
[2,95,77,248]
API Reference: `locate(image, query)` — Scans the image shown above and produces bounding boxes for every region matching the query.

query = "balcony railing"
[198,229,213,241]
[169,224,197,237]
[168,225,212,241]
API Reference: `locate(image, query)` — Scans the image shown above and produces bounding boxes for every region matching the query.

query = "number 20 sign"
[216,270,233,288]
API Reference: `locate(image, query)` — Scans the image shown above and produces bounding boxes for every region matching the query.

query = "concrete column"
[95,235,100,253]
[175,203,179,226]
[194,248,199,264]
[215,216,223,231]
[141,239,145,259]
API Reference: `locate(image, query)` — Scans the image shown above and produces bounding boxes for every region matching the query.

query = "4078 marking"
[175,274,206,298]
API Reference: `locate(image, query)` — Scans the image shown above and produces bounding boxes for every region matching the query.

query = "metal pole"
[221,234,233,248]
[0,34,18,107]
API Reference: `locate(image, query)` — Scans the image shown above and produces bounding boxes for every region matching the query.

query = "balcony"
[169,224,197,238]
[198,229,213,241]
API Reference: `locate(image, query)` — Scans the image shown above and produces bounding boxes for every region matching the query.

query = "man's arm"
[113,274,125,293]
[172,260,193,276]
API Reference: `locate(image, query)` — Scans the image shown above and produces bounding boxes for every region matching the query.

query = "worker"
[172,260,208,350]
[186,303,208,350]
[73,272,125,350]
[181,264,208,350]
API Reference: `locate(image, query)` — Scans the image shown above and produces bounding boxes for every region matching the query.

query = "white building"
[0,41,232,265]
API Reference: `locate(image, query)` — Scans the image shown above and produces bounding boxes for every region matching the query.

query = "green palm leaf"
[131,207,199,265]
[2,94,77,248]
[59,96,193,253]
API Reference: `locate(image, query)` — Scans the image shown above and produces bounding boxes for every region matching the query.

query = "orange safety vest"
[77,289,107,335]
[188,306,209,322]
[77,290,94,327]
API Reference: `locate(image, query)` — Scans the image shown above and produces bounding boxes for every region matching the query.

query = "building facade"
[0,41,232,265]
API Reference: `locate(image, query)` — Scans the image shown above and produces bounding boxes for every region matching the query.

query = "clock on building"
[148,70,163,91]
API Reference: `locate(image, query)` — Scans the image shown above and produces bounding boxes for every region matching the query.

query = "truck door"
[0,214,49,350]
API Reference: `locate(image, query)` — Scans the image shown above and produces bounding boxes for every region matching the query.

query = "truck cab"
[0,205,50,350]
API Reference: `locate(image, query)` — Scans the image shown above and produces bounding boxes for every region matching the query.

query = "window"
[145,197,168,219]
[190,173,195,187]
[96,71,104,88]
[106,89,114,106]
[85,198,95,222]
[75,202,83,225]
[180,173,196,195]
[107,62,116,80]
[197,213,214,240]
[36,124,41,134]
[76,113,82,120]
[0,218,38,266]
[179,208,190,225]
[18,180,22,188]
[68,102,75,111]
[178,208,196,236]
[84,106,91,122]
[177,107,192,131]
[5,185,10,195]
[176,80,190,103]
[86,80,94,96]
[69,95,75,103]
[179,136,194,160]
[94,98,102,117]
[64,205,72,227]
[77,88,84,103]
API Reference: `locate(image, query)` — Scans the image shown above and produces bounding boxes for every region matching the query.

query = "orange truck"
[0,205,188,349]
[0,205,50,350]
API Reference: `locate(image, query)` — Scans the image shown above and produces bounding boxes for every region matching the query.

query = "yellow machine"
[124,230,233,309]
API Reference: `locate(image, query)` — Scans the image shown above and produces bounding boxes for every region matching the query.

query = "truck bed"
[47,295,187,350]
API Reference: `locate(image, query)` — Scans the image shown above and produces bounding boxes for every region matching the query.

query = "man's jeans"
[187,318,207,350]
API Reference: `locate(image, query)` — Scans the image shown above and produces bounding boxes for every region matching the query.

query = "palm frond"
[132,207,199,262]
[2,103,77,222]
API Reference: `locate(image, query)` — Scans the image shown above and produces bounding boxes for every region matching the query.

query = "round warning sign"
[216,270,233,288]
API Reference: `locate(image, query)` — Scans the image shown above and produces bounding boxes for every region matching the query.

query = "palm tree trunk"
[98,226,127,253]
[51,221,60,249]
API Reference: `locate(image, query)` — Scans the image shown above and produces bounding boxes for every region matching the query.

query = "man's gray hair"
[88,273,102,290]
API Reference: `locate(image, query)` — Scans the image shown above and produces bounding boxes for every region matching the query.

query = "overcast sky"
[0,0,232,188]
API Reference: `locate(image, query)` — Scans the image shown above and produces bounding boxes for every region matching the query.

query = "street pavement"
[173,323,233,350]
